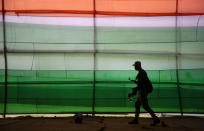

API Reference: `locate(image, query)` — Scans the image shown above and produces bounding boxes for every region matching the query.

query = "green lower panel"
[6,83,93,113]
[0,69,204,114]
[0,70,4,114]
[181,85,204,113]
[0,85,4,114]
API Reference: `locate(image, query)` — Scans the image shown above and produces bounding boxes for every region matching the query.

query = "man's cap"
[132,61,141,66]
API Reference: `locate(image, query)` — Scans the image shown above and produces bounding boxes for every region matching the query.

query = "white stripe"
[0,15,203,27]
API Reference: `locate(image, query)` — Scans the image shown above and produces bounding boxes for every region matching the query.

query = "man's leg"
[129,99,141,124]
[141,94,160,126]
[135,99,141,120]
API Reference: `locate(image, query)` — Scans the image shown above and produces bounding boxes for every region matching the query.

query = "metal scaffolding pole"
[2,0,8,118]
[92,0,97,116]
[175,0,183,117]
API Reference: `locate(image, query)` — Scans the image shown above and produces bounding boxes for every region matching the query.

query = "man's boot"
[150,117,160,126]
[128,117,138,124]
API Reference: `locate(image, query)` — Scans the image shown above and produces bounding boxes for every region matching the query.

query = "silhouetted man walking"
[128,61,160,126]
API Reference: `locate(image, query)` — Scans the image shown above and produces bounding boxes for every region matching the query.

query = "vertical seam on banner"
[92,0,97,116]
[175,0,183,117]
[196,15,201,42]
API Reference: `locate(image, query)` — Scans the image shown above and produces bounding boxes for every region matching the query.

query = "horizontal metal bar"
[0,49,204,56]
[2,112,204,115]
[0,81,204,86]
[2,10,204,16]
[1,41,204,44]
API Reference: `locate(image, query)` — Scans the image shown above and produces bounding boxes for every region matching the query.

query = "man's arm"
[128,77,138,84]
[128,77,139,97]
[128,87,138,97]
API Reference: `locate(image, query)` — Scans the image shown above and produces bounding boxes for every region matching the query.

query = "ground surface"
[0,116,203,131]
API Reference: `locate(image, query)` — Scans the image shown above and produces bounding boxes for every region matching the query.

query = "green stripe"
[0,69,204,113]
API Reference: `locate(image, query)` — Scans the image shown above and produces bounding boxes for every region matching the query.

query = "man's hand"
[128,93,134,98]
[128,77,136,83]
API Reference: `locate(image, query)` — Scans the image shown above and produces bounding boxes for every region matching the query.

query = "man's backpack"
[146,78,153,93]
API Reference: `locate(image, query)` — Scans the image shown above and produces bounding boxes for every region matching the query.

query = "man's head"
[132,61,141,70]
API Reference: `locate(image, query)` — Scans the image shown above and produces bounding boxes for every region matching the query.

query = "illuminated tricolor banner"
[0,0,204,114]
